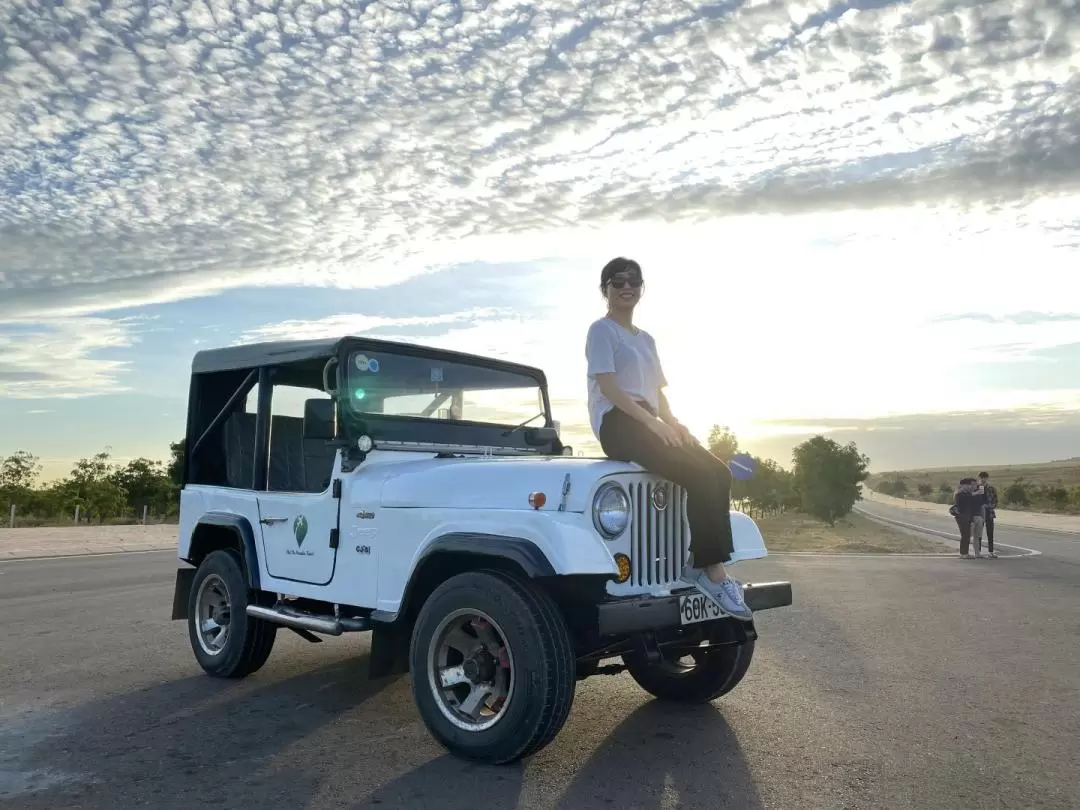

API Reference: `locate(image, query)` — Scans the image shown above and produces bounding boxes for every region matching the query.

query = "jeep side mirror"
[303,398,338,441]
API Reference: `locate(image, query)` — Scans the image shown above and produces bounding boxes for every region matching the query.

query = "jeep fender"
[374,515,618,625]
[366,532,560,679]
[173,513,263,621]
[419,532,557,577]
[417,515,619,578]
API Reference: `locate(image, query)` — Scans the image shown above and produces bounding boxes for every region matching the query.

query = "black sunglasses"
[608,277,643,289]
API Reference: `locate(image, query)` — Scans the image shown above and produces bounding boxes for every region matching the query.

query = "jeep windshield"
[338,345,556,453]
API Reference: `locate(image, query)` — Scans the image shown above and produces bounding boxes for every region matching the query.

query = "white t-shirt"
[585,316,668,438]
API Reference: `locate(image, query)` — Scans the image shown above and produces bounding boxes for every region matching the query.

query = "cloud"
[761,402,1080,433]
[236,307,515,345]
[0,316,137,399]
[931,312,1080,326]
[2,0,1078,316]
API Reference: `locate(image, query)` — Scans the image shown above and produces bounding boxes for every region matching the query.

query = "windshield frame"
[333,337,556,452]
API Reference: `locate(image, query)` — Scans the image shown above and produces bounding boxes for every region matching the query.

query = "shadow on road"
[557,700,764,809]
[351,755,525,808]
[12,654,397,809]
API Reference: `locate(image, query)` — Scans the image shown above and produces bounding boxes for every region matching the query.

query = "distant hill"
[867,459,1080,514]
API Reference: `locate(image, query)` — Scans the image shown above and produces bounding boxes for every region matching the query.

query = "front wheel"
[623,638,755,703]
[409,570,576,764]
[187,549,277,679]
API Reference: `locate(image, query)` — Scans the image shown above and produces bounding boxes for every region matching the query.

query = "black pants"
[598,406,735,567]
[985,513,995,553]
[955,515,973,554]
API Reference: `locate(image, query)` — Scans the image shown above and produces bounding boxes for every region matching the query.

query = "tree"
[791,435,870,525]
[111,458,177,517]
[741,457,796,517]
[1,443,180,526]
[882,477,907,497]
[168,439,185,486]
[917,483,933,497]
[61,450,129,523]
[707,425,739,461]
[1003,479,1030,507]
[0,450,42,491]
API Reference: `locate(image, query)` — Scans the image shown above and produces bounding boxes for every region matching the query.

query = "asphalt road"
[2,529,1078,809]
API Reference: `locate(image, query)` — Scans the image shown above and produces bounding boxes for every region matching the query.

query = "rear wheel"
[409,570,576,764]
[187,549,277,679]
[623,639,754,703]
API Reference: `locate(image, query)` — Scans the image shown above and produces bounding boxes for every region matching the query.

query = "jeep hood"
[371,453,638,512]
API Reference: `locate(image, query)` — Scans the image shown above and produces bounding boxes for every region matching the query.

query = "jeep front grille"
[627,478,690,588]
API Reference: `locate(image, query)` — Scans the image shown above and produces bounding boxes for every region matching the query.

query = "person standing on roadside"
[978,471,999,558]
[970,478,987,557]
[950,477,979,559]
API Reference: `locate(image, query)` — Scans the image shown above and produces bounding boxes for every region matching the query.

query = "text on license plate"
[679,592,725,625]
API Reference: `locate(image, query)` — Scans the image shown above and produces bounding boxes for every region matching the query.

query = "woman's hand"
[647,418,685,447]
[672,422,696,445]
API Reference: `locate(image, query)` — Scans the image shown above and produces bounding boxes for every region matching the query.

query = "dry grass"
[757,511,949,554]
[869,460,1080,491]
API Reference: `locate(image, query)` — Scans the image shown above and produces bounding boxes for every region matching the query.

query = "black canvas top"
[191,338,344,374]
[190,336,547,382]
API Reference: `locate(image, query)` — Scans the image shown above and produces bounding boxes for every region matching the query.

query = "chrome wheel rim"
[195,573,232,656]
[427,608,515,732]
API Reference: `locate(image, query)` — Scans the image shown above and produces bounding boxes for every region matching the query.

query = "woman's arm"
[659,390,695,443]
[595,374,683,446]
[595,373,662,425]
[586,321,683,445]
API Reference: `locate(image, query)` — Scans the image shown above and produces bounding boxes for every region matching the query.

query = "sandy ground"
[0,524,177,560]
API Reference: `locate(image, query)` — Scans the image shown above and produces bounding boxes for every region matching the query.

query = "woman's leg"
[956,515,971,556]
[600,409,732,566]
[971,515,984,556]
[598,409,751,620]
[680,441,736,570]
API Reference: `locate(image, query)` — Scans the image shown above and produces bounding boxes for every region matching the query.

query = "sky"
[2,0,1080,481]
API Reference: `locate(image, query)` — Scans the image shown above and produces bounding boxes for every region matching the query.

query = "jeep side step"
[247,604,372,636]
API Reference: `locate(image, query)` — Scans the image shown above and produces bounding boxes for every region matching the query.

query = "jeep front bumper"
[596,580,793,636]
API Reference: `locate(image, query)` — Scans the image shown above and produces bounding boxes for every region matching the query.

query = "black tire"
[187,549,277,679]
[409,569,576,764]
[623,639,755,704]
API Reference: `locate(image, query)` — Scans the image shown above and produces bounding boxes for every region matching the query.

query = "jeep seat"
[222,411,256,489]
[218,409,336,494]
[268,415,337,494]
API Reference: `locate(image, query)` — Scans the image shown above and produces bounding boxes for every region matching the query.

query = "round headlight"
[593,482,630,538]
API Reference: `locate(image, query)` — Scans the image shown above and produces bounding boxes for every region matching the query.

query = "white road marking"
[768,551,956,558]
[853,507,1042,558]
[1,548,175,564]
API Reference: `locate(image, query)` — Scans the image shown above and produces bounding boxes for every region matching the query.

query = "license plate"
[679,592,725,625]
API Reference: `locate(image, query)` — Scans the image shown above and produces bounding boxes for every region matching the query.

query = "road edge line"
[0,547,176,563]
[854,507,1042,558]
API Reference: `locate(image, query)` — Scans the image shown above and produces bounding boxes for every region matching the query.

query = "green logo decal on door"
[293,515,309,547]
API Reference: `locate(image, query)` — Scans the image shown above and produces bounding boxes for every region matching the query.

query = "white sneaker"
[679,569,754,621]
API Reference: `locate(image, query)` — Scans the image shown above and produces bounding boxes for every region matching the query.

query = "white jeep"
[171,335,792,764]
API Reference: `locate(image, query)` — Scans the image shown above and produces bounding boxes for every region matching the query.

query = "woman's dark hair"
[599,257,642,293]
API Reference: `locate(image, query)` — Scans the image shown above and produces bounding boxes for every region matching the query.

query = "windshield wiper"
[501,411,546,437]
